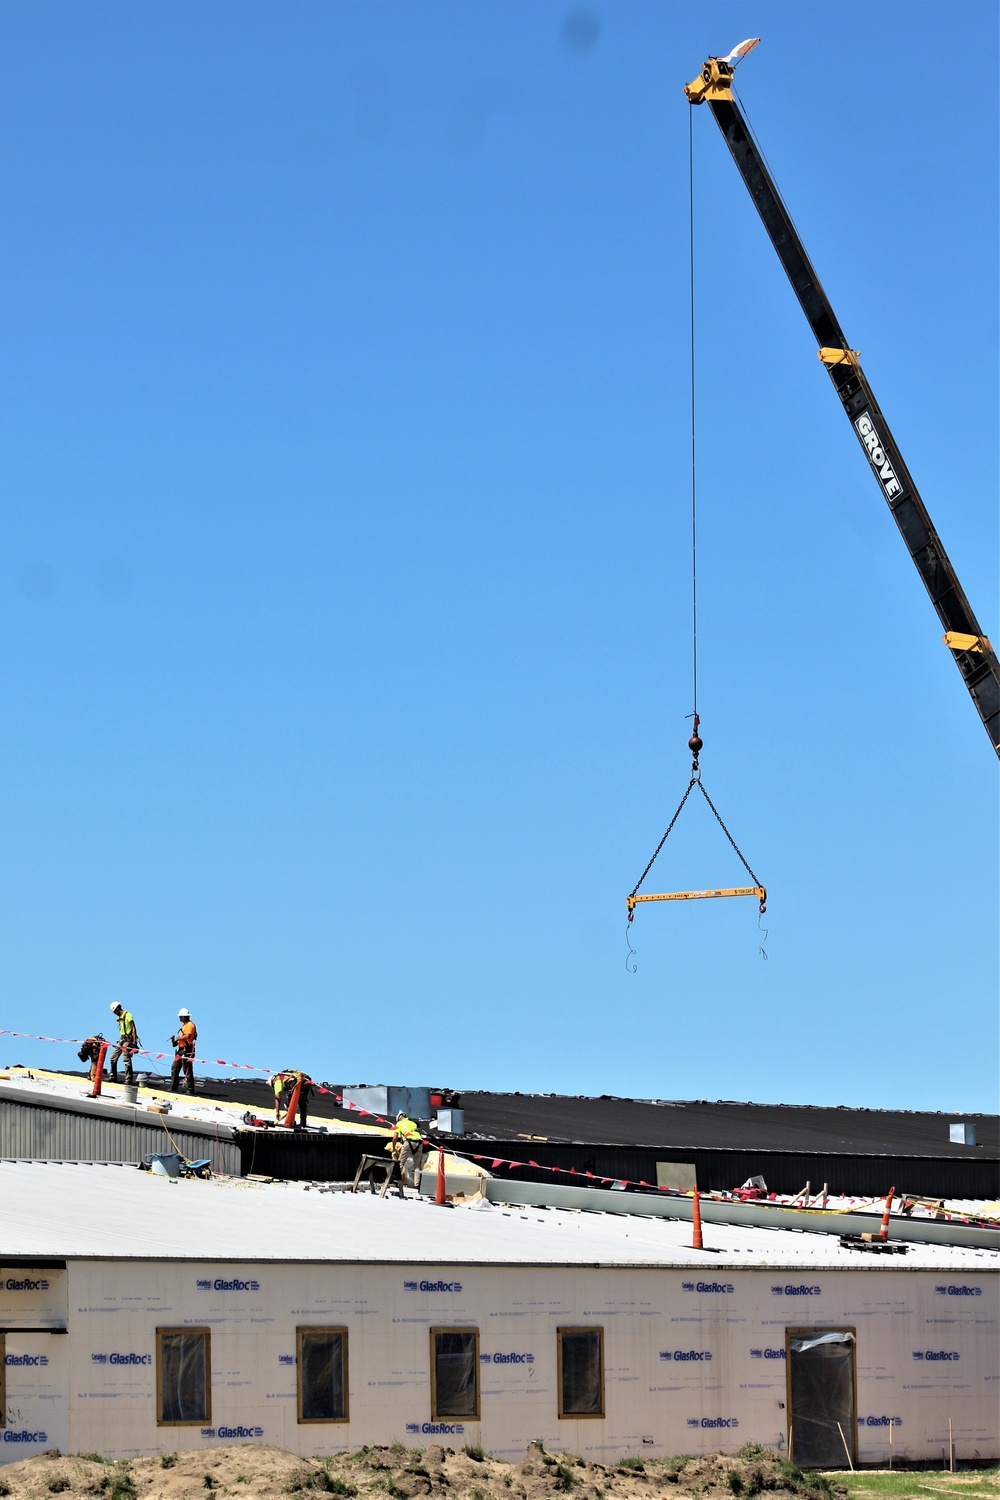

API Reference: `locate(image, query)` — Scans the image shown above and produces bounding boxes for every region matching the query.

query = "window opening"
[298,1328,349,1424]
[786,1328,856,1469]
[430,1328,480,1419]
[157,1327,211,1426]
[558,1328,604,1419]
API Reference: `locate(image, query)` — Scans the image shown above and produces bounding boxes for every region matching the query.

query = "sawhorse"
[351,1153,405,1198]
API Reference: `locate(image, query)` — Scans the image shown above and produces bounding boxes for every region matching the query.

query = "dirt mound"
[0,1441,847,1500]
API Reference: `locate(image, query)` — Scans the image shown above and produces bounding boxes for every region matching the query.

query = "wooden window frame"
[557,1326,605,1420]
[296,1326,350,1425]
[429,1326,480,1421]
[156,1326,212,1428]
[784,1326,858,1468]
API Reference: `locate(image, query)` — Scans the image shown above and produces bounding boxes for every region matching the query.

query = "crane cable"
[689,99,698,723]
[625,105,766,967]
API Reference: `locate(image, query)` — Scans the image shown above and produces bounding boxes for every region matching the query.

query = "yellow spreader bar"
[628,886,765,912]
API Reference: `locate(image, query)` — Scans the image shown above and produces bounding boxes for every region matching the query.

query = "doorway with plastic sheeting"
[786,1330,857,1469]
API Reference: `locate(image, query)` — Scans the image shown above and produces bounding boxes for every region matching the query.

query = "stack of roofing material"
[1,1160,997,1466]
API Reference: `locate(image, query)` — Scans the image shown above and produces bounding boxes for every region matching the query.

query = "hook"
[757,903,769,962]
[625,920,638,975]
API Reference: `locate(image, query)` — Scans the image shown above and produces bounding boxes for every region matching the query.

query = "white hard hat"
[178,1008,190,1019]
[110,1002,122,1013]
[396,1110,406,1120]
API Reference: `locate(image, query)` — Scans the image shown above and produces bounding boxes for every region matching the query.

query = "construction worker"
[108,1003,139,1085]
[386,1111,425,1187]
[169,1008,197,1094]
[76,1034,106,1082]
[269,1069,312,1128]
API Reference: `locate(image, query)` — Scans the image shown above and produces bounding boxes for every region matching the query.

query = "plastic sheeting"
[560,1331,603,1416]
[300,1331,346,1421]
[159,1331,209,1425]
[790,1332,855,1354]
[789,1332,855,1469]
[433,1331,478,1417]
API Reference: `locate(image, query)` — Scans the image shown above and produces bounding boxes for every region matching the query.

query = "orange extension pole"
[88,1041,109,1099]
[878,1186,896,1241]
[692,1184,703,1249]
[282,1074,304,1129]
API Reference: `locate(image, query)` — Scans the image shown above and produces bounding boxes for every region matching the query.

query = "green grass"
[107,1467,137,1500]
[370,1480,408,1500]
[830,1472,999,1499]
[464,1445,487,1463]
[321,1480,357,1498]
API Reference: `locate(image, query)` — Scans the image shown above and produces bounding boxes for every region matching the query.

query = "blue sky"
[1,2,996,1112]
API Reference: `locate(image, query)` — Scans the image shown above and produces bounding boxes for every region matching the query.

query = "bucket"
[149,1152,183,1178]
[122,1084,139,1105]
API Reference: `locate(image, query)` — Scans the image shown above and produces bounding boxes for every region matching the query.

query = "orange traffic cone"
[878,1186,895,1242]
[436,1145,447,1205]
[692,1184,703,1250]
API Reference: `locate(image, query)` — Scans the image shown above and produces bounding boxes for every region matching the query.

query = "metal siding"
[0,1099,239,1176]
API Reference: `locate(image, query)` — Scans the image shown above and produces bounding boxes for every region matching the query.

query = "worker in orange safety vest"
[169,1009,198,1094]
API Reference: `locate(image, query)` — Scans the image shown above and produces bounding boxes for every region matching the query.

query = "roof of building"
[1,1160,996,1271]
[115,1076,1000,1159]
[453,1094,1000,1159]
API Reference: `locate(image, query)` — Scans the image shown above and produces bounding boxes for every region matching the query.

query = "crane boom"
[685,51,1000,757]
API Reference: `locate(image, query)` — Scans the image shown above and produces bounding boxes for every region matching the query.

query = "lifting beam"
[628,886,766,911]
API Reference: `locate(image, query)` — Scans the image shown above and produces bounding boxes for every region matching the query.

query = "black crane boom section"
[686,56,1000,757]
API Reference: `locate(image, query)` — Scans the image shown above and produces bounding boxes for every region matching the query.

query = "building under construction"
[1,1158,997,1467]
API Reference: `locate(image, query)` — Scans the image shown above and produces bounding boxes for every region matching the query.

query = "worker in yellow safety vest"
[269,1069,312,1128]
[386,1111,425,1187]
[108,1003,139,1085]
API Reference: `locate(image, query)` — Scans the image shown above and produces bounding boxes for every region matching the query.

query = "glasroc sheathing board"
[1,1268,69,1456]
[2,1262,995,1464]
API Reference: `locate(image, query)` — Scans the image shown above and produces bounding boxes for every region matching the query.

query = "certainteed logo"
[854,412,904,501]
